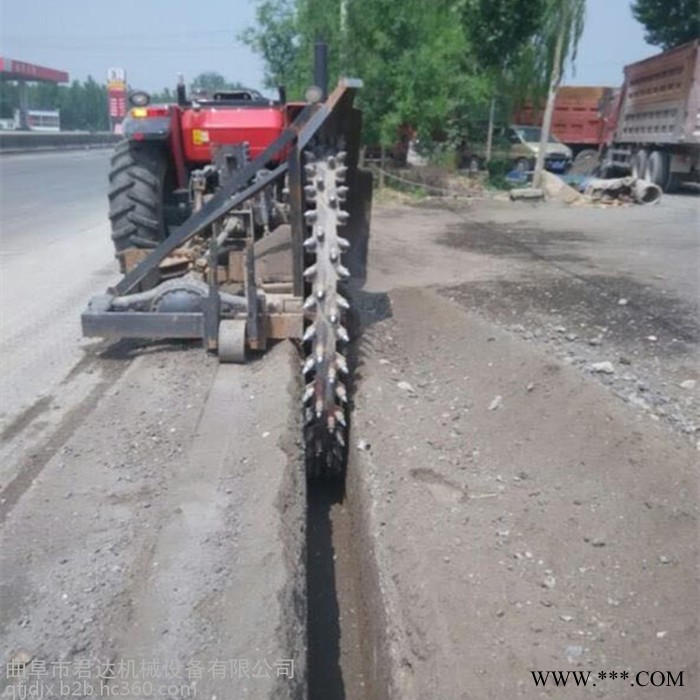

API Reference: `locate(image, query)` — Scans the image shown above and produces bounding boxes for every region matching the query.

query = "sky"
[0,0,659,93]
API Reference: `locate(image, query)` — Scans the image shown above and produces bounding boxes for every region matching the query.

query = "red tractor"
[108,82,306,256]
[84,49,372,477]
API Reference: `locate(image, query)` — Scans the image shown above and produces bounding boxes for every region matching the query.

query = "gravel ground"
[346,196,699,699]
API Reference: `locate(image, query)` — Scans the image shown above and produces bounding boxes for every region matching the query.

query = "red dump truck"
[601,40,700,192]
[516,41,700,191]
[515,85,616,164]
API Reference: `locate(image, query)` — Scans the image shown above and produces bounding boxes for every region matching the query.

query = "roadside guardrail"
[0,131,120,154]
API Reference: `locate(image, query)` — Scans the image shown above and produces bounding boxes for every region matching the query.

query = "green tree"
[631,0,700,50]
[245,0,541,154]
[190,71,241,95]
[151,87,175,103]
[1,78,110,131]
[241,0,301,91]
[462,0,546,161]
[243,0,560,160]
[0,82,20,119]
[532,0,586,187]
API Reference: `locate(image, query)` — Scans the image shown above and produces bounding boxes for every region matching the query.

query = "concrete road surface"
[1,151,306,699]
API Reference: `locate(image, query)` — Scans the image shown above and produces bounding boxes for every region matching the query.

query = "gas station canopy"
[0,57,69,83]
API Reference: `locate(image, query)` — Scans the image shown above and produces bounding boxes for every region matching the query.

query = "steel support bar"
[82,311,204,339]
[288,144,305,298]
[204,224,221,350]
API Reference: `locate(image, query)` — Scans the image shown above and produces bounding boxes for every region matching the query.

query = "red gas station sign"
[107,67,127,120]
[0,57,69,83]
[108,93,126,118]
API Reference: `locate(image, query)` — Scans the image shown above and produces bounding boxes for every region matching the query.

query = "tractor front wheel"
[108,141,167,258]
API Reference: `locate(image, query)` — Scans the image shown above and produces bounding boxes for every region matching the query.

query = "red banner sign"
[108,90,127,119]
[0,57,68,83]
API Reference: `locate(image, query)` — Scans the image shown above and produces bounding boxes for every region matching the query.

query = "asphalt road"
[0,150,117,426]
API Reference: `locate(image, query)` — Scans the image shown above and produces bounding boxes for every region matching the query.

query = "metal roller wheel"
[301,149,352,479]
[218,319,247,363]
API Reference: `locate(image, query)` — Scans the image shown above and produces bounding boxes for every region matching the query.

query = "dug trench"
[305,288,395,700]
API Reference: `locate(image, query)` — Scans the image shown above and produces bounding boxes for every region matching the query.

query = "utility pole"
[340,0,348,73]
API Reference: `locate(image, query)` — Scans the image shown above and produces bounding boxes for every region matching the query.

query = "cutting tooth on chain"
[327,155,338,169]
[337,236,350,250]
[336,293,349,310]
[336,384,348,403]
[303,236,317,250]
[304,185,317,201]
[303,323,316,342]
[337,325,350,343]
[335,167,347,182]
[327,366,337,385]
[303,356,316,375]
[304,163,316,177]
[304,209,317,224]
[303,383,314,404]
[337,210,349,226]
[336,185,349,201]
[335,352,349,374]
[336,264,350,279]
[303,264,317,278]
[303,295,316,311]
[337,151,347,164]
[334,408,347,427]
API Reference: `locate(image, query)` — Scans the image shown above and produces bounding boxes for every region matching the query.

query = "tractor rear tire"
[108,141,167,255]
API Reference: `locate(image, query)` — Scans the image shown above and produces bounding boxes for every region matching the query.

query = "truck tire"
[665,172,684,193]
[631,149,648,179]
[108,141,166,254]
[644,150,669,189]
